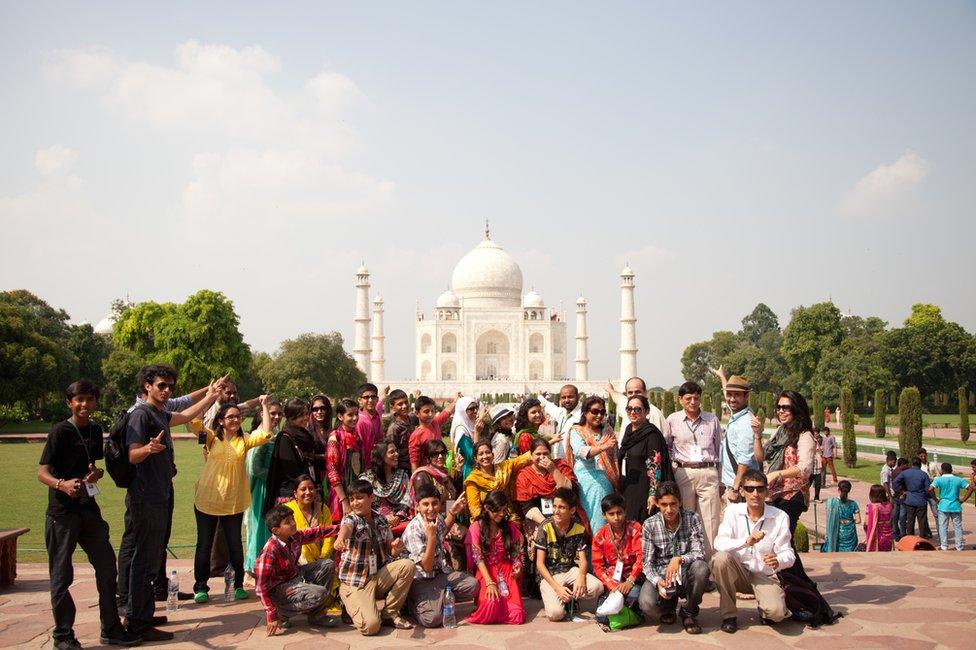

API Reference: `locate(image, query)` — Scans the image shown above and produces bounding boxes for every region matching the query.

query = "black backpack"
[779,566,841,628]
[104,406,141,488]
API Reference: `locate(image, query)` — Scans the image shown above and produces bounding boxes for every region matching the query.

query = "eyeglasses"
[431,450,447,458]
[775,404,792,412]
[588,409,606,415]
[740,485,767,493]
[311,406,329,412]
[625,406,645,413]
[359,394,378,401]
[154,382,175,391]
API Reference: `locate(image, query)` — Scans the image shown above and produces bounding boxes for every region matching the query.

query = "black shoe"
[130,627,174,642]
[720,617,738,633]
[150,616,168,626]
[100,625,143,647]
[53,638,82,650]
[760,616,777,626]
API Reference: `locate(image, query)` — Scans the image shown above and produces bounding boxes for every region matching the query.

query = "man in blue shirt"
[712,371,762,504]
[892,459,932,539]
[930,463,974,551]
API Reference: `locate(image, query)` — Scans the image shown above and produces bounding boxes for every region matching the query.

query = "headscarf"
[451,396,478,449]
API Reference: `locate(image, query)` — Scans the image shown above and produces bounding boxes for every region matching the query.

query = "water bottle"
[223,565,234,603]
[498,573,509,598]
[167,570,179,612]
[442,585,456,628]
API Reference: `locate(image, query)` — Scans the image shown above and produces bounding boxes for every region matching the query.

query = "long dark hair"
[477,491,518,561]
[472,439,493,468]
[576,395,607,427]
[777,390,813,442]
[334,398,358,430]
[370,439,397,482]
[515,398,542,432]
[309,394,333,435]
[214,403,243,441]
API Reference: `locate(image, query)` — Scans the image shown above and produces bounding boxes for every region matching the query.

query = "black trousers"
[122,495,169,630]
[118,485,175,604]
[905,503,932,538]
[193,508,244,593]
[46,508,122,641]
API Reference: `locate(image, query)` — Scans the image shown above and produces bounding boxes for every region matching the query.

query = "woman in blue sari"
[822,479,861,552]
[568,396,619,532]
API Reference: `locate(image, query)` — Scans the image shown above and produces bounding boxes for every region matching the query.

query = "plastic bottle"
[442,585,456,628]
[167,570,179,612]
[223,565,234,603]
[498,573,509,598]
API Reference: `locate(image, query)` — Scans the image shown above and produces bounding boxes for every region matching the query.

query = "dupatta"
[573,424,621,489]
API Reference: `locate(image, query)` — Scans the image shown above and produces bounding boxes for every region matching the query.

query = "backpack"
[779,566,841,628]
[104,406,142,488]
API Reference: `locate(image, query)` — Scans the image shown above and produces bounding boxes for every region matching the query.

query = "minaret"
[370,295,385,383]
[619,264,637,382]
[575,296,589,381]
[353,263,372,376]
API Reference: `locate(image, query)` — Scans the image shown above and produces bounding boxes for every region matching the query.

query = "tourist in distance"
[617,394,670,524]
[930,462,974,551]
[465,491,527,625]
[890,457,911,540]
[819,427,838,486]
[821,480,860,552]
[893,459,932,538]
[663,381,721,557]
[863,484,894,551]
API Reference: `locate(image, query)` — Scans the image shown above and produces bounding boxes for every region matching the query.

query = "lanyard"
[684,418,701,444]
[69,419,94,466]
[609,525,630,559]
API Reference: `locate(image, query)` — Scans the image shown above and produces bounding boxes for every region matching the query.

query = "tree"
[714,393,723,420]
[260,332,365,399]
[841,387,856,468]
[0,290,77,409]
[960,387,970,443]
[741,303,780,346]
[898,387,923,460]
[702,393,712,415]
[781,302,844,391]
[812,394,824,429]
[100,347,145,415]
[663,391,676,417]
[874,389,886,438]
[64,323,110,385]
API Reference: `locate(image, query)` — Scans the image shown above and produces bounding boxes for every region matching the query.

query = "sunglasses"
[775,404,792,412]
[154,382,175,391]
[431,450,447,458]
[588,409,607,415]
[740,485,767,493]
[625,406,644,413]
[359,394,378,401]
[311,406,329,412]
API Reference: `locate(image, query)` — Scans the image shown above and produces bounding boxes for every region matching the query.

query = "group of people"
[38,365,975,648]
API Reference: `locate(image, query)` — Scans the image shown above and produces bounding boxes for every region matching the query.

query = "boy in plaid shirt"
[255,504,338,635]
[334,479,415,634]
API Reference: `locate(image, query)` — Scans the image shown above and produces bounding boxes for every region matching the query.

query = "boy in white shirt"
[710,469,794,633]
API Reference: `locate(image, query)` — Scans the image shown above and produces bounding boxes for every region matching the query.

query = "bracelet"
[55,479,63,492]
[487,581,497,587]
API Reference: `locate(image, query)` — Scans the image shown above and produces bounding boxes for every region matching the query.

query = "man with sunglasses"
[121,365,219,641]
[355,383,390,463]
[711,470,793,634]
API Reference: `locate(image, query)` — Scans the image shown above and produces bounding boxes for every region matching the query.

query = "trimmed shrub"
[899,387,923,460]
[794,521,810,553]
[663,391,676,417]
[813,394,824,430]
[841,387,856,468]
[960,387,970,443]
[714,393,724,420]
[874,389,886,438]
[702,393,712,415]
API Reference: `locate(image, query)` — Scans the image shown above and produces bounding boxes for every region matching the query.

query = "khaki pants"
[339,558,415,635]
[710,551,789,621]
[539,570,604,621]
[674,466,721,558]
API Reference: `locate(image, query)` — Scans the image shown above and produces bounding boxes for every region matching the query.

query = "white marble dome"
[523,290,544,308]
[436,288,460,308]
[94,314,115,336]
[451,236,523,307]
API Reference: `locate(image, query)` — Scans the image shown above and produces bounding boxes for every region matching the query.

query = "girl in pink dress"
[465,491,526,625]
[864,484,894,551]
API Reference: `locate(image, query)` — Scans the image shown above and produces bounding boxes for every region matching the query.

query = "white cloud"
[840,150,931,216]
[35,145,79,175]
[43,46,119,87]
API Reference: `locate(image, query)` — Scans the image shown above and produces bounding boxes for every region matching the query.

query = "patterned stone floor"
[2,550,975,649]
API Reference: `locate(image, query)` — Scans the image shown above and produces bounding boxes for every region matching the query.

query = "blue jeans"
[892,499,906,540]
[937,511,964,550]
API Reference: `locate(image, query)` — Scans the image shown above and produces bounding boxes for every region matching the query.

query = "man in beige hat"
[711,367,763,503]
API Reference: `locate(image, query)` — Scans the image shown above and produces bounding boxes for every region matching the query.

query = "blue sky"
[2,2,974,386]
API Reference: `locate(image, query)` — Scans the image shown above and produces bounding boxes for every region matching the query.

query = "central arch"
[476,329,509,380]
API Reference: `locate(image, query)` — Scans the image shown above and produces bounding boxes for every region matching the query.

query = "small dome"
[373,294,384,304]
[523,290,545,308]
[94,315,115,336]
[576,296,587,305]
[621,264,634,277]
[436,289,460,308]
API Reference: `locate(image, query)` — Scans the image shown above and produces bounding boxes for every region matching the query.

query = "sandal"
[679,608,702,635]
[660,610,677,625]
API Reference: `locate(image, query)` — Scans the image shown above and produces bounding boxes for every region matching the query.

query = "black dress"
[617,420,674,523]
[262,423,321,516]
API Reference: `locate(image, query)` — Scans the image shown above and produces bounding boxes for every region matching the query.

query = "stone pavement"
[2,550,975,649]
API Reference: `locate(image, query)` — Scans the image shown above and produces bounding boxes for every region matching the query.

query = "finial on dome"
[484,219,490,240]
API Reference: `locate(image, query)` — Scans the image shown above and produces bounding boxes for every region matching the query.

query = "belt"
[675,461,717,469]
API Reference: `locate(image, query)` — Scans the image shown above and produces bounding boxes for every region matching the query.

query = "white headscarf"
[451,396,478,449]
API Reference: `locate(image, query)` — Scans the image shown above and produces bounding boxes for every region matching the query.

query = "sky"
[2,1,975,387]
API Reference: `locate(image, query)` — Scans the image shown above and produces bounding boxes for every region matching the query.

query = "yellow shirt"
[194,429,272,516]
[463,451,533,519]
[284,500,335,564]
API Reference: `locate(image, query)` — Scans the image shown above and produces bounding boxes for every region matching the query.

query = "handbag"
[608,604,642,630]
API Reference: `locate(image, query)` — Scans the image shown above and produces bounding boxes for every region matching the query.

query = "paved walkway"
[2,549,975,649]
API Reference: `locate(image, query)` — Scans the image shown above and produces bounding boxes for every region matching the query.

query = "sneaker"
[53,637,82,650]
[234,588,248,601]
[100,625,143,647]
[194,592,210,604]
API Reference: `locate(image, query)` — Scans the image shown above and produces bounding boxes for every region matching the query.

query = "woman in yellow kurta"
[283,474,335,564]
[464,440,532,519]
[193,397,272,603]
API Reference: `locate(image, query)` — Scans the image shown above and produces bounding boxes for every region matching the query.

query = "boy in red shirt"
[591,493,643,628]
[408,394,458,472]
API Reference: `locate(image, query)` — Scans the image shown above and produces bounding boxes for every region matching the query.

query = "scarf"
[822,496,842,553]
[362,468,409,502]
[763,425,799,473]
[514,463,557,502]
[451,396,478,449]
[576,424,620,489]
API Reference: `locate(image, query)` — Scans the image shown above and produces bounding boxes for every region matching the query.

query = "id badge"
[540,498,554,515]
[85,482,100,497]
[368,554,378,576]
[612,560,624,582]
[688,444,703,463]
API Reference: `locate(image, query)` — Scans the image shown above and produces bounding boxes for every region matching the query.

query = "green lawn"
[859,413,970,428]
[0,420,193,435]
[3,440,205,562]
[858,434,975,451]
[834,460,886,484]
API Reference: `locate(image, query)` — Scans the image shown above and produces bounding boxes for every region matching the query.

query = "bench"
[0,528,30,587]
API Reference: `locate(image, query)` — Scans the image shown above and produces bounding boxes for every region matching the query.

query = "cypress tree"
[702,393,712,415]
[841,387,857,467]
[664,390,676,417]
[960,387,970,443]
[813,394,824,430]
[874,389,886,438]
[899,387,923,460]
[765,392,776,423]
[714,393,724,420]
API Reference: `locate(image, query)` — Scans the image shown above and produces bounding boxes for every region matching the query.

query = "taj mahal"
[352,225,640,396]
